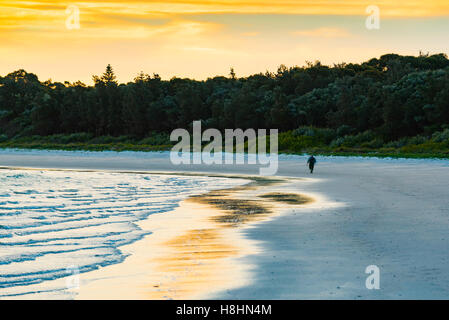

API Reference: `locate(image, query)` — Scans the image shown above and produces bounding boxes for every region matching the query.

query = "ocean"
[0,169,246,297]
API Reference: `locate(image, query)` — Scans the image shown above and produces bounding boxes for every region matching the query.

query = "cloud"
[241,31,260,37]
[1,1,448,84]
[292,27,351,38]
[1,1,449,20]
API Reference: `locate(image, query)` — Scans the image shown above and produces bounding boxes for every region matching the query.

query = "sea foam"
[0,169,246,297]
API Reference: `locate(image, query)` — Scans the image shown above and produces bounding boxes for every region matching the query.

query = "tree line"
[1,53,449,151]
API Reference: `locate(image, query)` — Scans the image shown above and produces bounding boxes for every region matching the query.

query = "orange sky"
[1,1,449,83]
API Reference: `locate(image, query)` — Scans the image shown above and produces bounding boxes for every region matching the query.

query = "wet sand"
[75,175,316,299]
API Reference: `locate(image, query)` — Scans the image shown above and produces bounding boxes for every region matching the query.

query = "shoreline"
[1,144,448,161]
[0,166,317,299]
[75,175,318,299]
[2,149,449,299]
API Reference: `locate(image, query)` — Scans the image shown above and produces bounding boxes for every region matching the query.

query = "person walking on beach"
[307,155,317,174]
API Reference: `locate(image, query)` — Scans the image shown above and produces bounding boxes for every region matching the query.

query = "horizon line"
[2,51,448,85]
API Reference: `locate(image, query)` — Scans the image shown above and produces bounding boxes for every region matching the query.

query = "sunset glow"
[1,0,449,83]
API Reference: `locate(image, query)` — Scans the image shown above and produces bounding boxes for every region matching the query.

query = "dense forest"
[1,53,449,157]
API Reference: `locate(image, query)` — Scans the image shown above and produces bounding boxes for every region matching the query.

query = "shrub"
[432,129,449,142]
[293,127,316,137]
[139,132,171,146]
[385,135,428,148]
[279,131,318,151]
[89,135,133,144]
[44,133,92,144]
[64,133,93,143]
[336,125,355,137]
[361,138,384,149]
[384,137,408,148]
[293,127,336,144]
[407,135,427,145]
[330,131,377,148]
[329,137,345,148]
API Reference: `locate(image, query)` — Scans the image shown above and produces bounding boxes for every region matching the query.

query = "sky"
[1,0,449,84]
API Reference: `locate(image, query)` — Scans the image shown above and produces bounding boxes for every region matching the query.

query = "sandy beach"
[1,149,449,299]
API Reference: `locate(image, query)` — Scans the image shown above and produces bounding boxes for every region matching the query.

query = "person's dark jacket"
[307,156,316,165]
